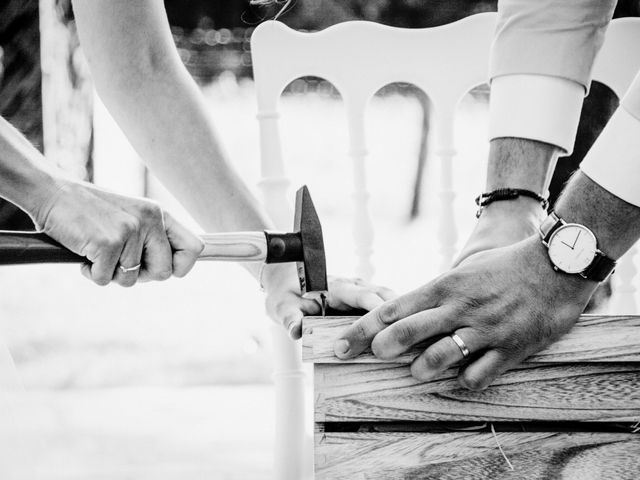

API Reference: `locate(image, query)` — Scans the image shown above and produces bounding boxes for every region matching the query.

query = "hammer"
[0,185,328,304]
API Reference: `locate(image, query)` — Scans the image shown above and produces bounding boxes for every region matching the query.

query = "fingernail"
[288,322,301,340]
[334,339,350,358]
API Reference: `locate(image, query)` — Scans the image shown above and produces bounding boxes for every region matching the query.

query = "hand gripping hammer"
[0,185,328,303]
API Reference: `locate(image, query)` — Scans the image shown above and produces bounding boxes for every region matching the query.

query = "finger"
[371,306,459,360]
[80,263,92,281]
[88,239,124,286]
[410,328,487,382]
[333,287,437,360]
[112,227,143,288]
[164,212,204,278]
[375,286,398,302]
[277,304,305,340]
[286,311,304,340]
[138,222,173,283]
[290,297,321,334]
[457,349,514,391]
[327,281,385,312]
[327,277,398,310]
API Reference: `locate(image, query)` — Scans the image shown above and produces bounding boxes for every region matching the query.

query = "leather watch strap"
[581,251,616,282]
[539,211,564,244]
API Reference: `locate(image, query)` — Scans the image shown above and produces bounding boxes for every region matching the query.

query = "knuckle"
[500,330,525,352]
[123,216,141,235]
[351,321,369,342]
[392,322,416,347]
[378,301,400,324]
[140,201,163,223]
[96,236,120,251]
[423,345,448,370]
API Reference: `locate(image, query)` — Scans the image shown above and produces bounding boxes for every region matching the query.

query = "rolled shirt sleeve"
[491,0,617,89]
[489,0,617,155]
[580,72,640,208]
[489,74,584,155]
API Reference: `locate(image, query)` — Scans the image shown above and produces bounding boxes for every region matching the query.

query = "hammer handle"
[0,231,268,265]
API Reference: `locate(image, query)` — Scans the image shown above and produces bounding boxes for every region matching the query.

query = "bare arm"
[0,116,203,286]
[71,0,270,247]
[71,0,393,336]
[455,138,560,264]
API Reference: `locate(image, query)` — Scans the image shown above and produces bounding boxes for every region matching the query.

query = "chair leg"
[271,324,311,479]
[410,91,431,220]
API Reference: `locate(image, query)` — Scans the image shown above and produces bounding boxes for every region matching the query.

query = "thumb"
[163,212,204,278]
[280,306,304,340]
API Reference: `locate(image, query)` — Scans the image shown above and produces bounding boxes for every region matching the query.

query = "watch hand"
[571,230,582,249]
[561,241,574,249]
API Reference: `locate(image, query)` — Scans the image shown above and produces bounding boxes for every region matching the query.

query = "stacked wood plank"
[303,315,640,479]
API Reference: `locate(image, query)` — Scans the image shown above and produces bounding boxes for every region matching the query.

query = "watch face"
[547,224,597,274]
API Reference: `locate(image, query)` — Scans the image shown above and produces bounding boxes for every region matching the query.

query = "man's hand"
[333,236,597,390]
[262,264,396,340]
[454,198,545,266]
[33,180,204,287]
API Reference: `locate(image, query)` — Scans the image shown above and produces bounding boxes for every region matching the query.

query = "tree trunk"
[40,0,93,181]
[0,0,43,229]
[0,0,93,230]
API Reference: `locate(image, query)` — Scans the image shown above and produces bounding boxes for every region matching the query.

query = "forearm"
[555,170,640,260]
[73,0,272,279]
[486,137,559,194]
[96,66,270,234]
[73,0,270,235]
[0,117,64,221]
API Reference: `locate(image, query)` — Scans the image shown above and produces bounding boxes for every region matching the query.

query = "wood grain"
[314,362,640,422]
[303,315,640,364]
[315,430,640,480]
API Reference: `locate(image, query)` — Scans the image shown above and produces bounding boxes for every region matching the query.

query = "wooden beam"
[303,315,640,364]
[315,431,640,480]
[314,362,640,422]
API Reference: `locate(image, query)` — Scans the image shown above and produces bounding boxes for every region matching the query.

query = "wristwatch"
[539,211,616,282]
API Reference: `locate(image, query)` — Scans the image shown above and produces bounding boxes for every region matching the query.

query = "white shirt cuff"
[489,74,585,156]
[580,107,640,208]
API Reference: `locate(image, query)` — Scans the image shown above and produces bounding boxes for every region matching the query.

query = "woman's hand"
[32,179,204,287]
[262,264,396,340]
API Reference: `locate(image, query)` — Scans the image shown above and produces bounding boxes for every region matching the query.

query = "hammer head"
[294,186,328,300]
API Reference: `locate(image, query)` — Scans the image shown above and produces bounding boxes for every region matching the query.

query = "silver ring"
[450,333,470,359]
[119,263,141,274]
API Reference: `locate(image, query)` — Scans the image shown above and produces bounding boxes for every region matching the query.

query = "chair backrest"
[251,12,640,304]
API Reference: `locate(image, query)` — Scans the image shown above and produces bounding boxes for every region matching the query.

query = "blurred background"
[1,1,640,478]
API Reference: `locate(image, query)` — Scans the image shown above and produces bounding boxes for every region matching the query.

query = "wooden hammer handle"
[199,232,267,262]
[0,231,268,265]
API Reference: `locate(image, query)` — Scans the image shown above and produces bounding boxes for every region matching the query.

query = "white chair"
[250,13,640,478]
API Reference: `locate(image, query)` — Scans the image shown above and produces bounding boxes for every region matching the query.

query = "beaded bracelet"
[475,188,549,218]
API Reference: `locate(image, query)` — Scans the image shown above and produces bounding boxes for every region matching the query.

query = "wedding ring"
[119,263,141,274]
[450,333,470,359]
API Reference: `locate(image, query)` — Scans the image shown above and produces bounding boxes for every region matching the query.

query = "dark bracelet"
[475,188,549,218]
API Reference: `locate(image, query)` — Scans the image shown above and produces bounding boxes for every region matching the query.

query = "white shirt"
[490,74,640,207]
